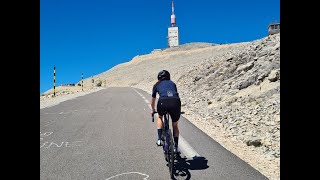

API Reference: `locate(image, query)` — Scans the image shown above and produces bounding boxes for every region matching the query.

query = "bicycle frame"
[162,112,171,152]
[152,111,173,152]
[152,110,184,179]
[152,111,175,178]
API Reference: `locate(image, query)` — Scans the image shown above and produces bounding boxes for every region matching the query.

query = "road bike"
[152,111,184,179]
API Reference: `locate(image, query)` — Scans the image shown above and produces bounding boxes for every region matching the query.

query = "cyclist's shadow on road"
[172,155,209,180]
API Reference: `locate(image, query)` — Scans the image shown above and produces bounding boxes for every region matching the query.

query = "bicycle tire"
[168,129,175,179]
[162,112,175,179]
[166,113,175,179]
[162,119,168,159]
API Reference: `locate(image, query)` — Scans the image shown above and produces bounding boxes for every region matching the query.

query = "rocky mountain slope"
[41,33,280,179]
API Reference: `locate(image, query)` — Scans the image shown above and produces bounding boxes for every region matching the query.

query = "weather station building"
[167,0,179,47]
[268,22,280,35]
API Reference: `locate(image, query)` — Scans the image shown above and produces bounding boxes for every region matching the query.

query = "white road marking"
[133,89,150,105]
[40,132,53,137]
[40,141,83,149]
[40,142,48,148]
[105,172,149,180]
[179,135,201,158]
[44,121,56,127]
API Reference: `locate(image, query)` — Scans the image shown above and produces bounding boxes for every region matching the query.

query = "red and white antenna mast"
[171,0,176,26]
[168,0,179,47]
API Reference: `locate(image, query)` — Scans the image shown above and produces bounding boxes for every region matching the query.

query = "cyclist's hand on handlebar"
[151,109,155,116]
[151,110,157,122]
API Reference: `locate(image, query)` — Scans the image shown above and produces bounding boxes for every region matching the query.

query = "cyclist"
[151,70,181,154]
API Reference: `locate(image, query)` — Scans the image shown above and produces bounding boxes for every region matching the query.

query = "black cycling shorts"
[157,98,181,122]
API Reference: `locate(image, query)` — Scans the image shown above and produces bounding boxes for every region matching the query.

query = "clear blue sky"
[40,0,280,94]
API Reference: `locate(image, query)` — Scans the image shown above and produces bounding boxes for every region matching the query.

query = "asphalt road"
[40,87,268,180]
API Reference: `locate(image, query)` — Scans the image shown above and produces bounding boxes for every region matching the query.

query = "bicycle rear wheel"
[167,129,175,179]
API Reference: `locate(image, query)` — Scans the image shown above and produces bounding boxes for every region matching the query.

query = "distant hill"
[41,34,280,180]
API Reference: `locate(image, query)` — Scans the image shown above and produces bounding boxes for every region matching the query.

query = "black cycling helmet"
[157,70,170,80]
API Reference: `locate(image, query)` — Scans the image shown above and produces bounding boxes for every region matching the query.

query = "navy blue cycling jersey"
[152,80,180,99]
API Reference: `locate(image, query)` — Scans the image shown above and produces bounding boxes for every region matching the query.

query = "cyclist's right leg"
[156,99,166,146]
[172,121,180,154]
[169,98,181,154]
[156,115,163,146]
[172,121,179,138]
